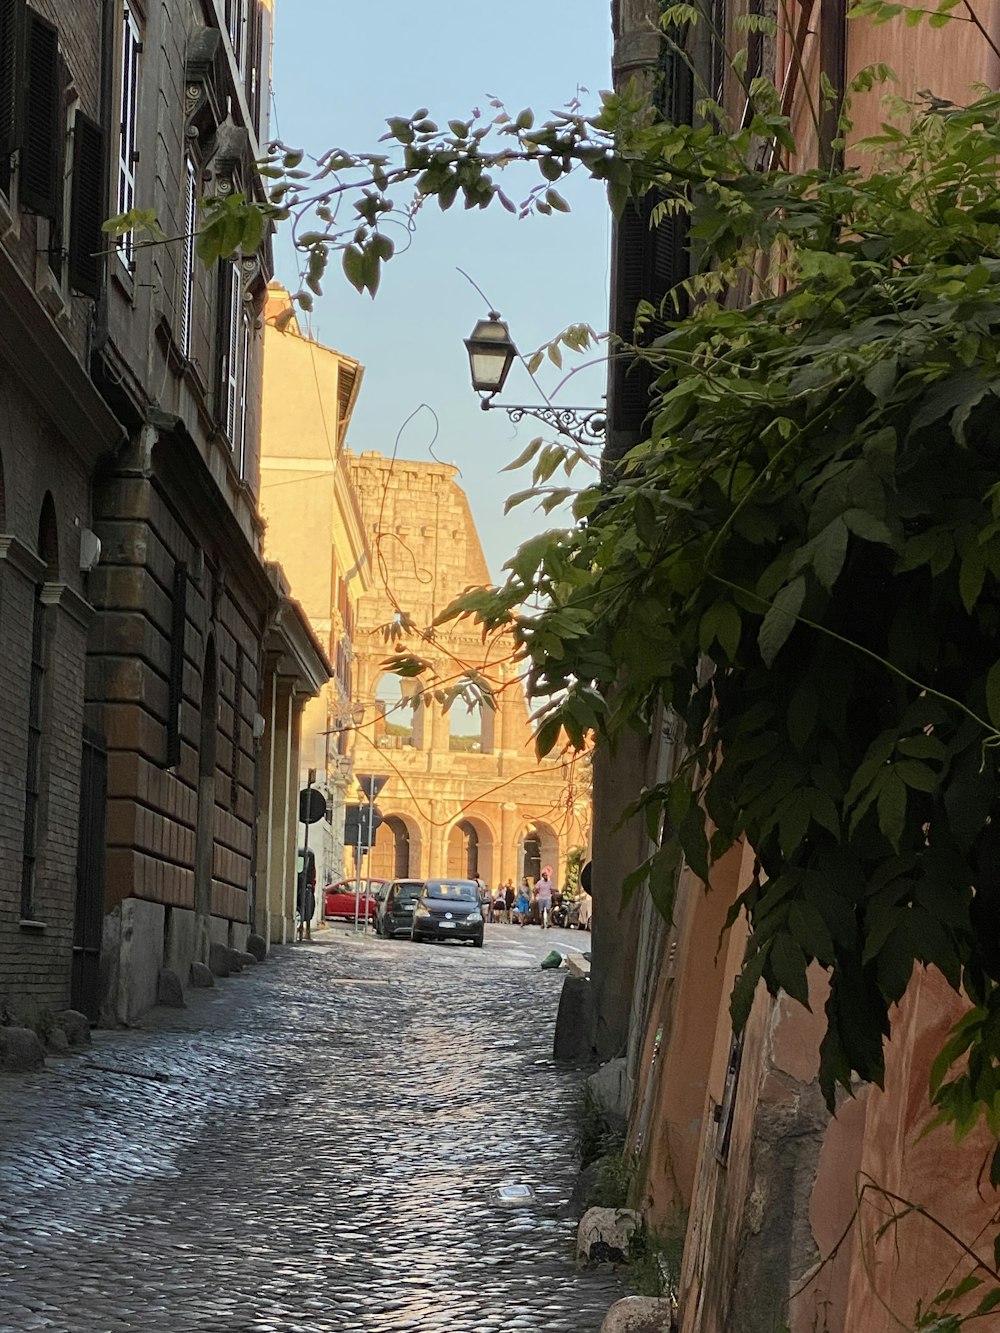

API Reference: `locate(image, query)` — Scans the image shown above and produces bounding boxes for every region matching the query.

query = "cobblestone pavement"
[0,923,626,1332]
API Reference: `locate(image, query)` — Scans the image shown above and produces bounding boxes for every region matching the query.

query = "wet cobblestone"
[0,926,625,1331]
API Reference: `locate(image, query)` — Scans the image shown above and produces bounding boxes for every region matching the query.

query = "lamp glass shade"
[465,315,517,395]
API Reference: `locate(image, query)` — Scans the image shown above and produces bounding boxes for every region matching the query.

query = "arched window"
[374,673,413,749]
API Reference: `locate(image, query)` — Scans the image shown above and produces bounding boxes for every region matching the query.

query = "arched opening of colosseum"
[370,813,421,880]
[446,817,495,882]
[373,672,425,749]
[519,821,559,886]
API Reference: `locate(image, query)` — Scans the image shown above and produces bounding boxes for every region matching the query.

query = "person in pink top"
[536,865,554,929]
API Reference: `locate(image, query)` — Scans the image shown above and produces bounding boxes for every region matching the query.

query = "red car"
[323,878,386,922]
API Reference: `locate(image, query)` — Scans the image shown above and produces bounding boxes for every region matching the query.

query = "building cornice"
[40,582,96,629]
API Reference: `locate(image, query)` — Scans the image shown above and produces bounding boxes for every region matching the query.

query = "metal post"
[365,779,377,929]
[354,824,363,933]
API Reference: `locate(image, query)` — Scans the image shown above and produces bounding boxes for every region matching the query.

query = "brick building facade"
[0,1,320,1028]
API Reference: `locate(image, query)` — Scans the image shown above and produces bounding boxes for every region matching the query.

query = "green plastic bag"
[540,950,563,970]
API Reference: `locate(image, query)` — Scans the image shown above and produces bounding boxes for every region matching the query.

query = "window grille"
[179,155,196,356]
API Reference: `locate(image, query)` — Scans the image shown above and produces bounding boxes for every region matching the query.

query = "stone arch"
[369,811,422,880]
[446,693,495,755]
[446,813,497,883]
[373,671,425,749]
[37,491,59,578]
[519,820,559,887]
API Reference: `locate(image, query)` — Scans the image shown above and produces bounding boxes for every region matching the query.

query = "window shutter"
[20,9,59,217]
[68,112,104,298]
[0,0,25,166]
[215,260,233,432]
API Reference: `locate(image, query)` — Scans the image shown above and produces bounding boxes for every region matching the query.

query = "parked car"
[323,878,386,922]
[376,879,425,938]
[411,878,484,947]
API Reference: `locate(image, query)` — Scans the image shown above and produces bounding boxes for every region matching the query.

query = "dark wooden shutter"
[166,562,187,768]
[68,112,104,298]
[0,0,25,177]
[608,47,694,440]
[20,9,59,217]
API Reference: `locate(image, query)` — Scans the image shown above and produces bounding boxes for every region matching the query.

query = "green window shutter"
[0,0,25,167]
[68,111,105,298]
[20,9,60,217]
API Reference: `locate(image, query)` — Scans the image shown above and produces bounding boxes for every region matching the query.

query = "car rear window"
[424,881,477,902]
[394,883,423,901]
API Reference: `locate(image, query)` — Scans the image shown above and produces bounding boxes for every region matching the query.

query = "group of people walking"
[474,867,558,928]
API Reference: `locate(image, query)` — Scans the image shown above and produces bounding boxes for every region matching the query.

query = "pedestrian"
[516,878,531,926]
[504,879,516,923]
[474,875,490,920]
[536,865,554,929]
[493,885,506,924]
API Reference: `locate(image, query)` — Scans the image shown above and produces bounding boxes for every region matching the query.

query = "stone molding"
[39,582,96,629]
[0,534,47,584]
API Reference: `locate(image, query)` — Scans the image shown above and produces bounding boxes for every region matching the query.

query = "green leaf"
[877,774,908,849]
[959,543,987,613]
[770,934,811,1007]
[699,600,742,660]
[842,508,893,547]
[758,577,805,667]
[810,518,849,591]
[787,681,818,750]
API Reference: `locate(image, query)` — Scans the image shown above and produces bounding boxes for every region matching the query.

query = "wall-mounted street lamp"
[464,311,606,445]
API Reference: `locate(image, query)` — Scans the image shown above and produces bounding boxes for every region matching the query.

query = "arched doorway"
[369,813,417,879]
[445,816,496,882]
[520,821,559,886]
[447,820,479,878]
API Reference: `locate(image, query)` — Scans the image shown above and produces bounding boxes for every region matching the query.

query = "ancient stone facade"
[345,451,589,888]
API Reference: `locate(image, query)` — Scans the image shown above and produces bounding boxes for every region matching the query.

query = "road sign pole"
[354,825,363,933]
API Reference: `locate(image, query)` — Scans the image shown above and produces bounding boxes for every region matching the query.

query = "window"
[20,590,45,917]
[225,0,247,72]
[116,1,141,270]
[178,155,196,356]
[20,8,59,219]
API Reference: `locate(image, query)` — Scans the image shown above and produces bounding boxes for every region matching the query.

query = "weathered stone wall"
[345,451,588,887]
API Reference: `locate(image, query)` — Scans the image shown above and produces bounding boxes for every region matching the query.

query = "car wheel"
[473,935,484,949]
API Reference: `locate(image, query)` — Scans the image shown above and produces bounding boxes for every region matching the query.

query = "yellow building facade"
[345,451,589,889]
[259,285,372,898]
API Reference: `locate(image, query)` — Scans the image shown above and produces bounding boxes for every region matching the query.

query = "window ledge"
[18,918,46,932]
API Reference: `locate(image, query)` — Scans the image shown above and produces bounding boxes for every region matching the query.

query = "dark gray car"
[376,879,425,938]
[410,878,484,947]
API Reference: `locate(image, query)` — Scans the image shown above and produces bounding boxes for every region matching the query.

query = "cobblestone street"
[0,925,625,1332]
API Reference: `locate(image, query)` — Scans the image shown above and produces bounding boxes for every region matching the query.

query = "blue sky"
[269,2,614,582]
